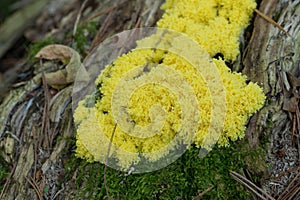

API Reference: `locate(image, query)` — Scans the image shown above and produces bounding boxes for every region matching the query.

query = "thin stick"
[193,186,214,200]
[83,0,129,24]
[40,59,51,149]
[278,170,300,200]
[0,164,16,199]
[273,164,300,181]
[89,10,114,51]
[32,125,38,181]
[72,0,89,47]
[287,181,300,200]
[230,171,275,200]
[25,176,43,200]
[104,123,117,200]
[254,8,291,37]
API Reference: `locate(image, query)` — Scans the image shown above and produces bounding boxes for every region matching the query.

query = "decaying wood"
[1,0,299,199]
[243,0,300,198]
[0,0,164,199]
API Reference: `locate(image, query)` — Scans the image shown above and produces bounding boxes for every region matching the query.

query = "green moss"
[27,37,57,61]
[62,137,270,199]
[26,20,98,62]
[0,154,9,192]
[71,21,98,57]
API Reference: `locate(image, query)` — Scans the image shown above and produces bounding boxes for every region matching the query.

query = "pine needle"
[254,8,291,37]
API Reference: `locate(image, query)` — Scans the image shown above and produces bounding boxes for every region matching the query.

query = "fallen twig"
[273,165,300,182]
[193,186,214,200]
[0,164,17,199]
[278,170,300,200]
[83,0,129,24]
[72,0,89,48]
[230,170,275,200]
[254,8,291,37]
[25,176,43,200]
[40,59,51,150]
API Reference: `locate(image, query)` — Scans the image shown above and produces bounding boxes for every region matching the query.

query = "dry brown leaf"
[44,70,68,88]
[34,44,82,89]
[35,44,73,61]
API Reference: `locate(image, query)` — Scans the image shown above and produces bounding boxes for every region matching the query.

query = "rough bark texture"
[0,0,299,199]
[243,0,300,197]
[0,0,164,199]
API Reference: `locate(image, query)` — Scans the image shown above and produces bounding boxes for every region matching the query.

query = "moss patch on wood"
[0,152,9,192]
[62,137,267,199]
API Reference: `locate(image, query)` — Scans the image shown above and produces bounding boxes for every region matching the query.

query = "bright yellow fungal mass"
[74,0,265,169]
[158,0,256,60]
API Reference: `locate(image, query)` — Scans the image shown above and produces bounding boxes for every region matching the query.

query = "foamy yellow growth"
[74,0,265,169]
[212,59,265,146]
[157,0,256,60]
[74,50,265,167]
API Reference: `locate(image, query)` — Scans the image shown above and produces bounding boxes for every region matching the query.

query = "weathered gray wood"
[0,0,164,199]
[243,0,300,197]
[2,0,299,198]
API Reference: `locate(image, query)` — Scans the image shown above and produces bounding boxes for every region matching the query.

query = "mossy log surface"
[0,0,300,199]
[243,0,300,196]
[0,0,163,199]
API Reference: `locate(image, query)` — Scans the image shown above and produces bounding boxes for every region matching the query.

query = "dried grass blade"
[230,170,275,200]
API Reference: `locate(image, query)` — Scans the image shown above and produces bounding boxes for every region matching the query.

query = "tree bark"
[0,0,299,199]
[0,0,164,199]
[243,0,300,197]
